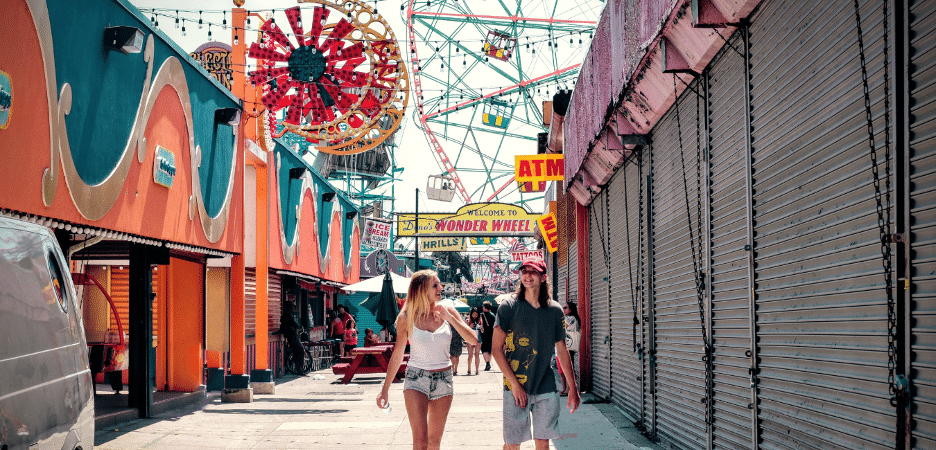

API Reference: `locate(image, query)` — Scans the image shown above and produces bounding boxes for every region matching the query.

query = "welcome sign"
[397,203,540,237]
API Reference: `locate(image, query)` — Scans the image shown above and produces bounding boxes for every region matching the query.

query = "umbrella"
[440,298,470,314]
[359,272,402,328]
[344,272,411,294]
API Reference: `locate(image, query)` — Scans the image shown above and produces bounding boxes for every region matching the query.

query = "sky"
[128,0,603,257]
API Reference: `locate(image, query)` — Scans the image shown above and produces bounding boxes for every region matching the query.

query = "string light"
[175,10,179,28]
[222,11,227,30]
[198,11,203,29]
[208,24,212,39]
[181,19,186,36]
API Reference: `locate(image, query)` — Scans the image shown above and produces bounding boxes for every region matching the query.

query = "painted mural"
[0,0,242,251]
[269,138,360,283]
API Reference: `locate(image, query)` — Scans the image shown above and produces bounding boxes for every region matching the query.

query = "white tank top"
[408,320,453,370]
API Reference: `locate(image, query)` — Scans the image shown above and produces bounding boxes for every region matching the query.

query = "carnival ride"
[246,1,410,226]
[404,0,602,206]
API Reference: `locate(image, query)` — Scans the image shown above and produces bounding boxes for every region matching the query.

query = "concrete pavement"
[94,354,661,450]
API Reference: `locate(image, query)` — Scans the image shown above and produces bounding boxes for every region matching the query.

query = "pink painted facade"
[564,0,760,204]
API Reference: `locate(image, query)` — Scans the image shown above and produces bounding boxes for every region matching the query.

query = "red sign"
[537,212,558,253]
[515,154,564,182]
[510,249,545,262]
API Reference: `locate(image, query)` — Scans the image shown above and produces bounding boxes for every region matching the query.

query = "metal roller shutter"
[607,152,646,421]
[268,272,282,337]
[590,188,612,399]
[569,238,578,305]
[650,79,708,450]
[909,0,936,447]
[245,268,256,337]
[749,0,895,447]
[707,32,755,449]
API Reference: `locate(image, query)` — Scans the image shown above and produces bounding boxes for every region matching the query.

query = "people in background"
[330,308,346,358]
[480,301,496,371]
[466,307,482,375]
[558,301,581,396]
[376,270,478,450]
[365,328,382,347]
[449,318,464,375]
[281,301,304,374]
[344,317,358,356]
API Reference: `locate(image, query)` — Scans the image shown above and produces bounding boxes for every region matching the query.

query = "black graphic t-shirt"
[494,295,565,395]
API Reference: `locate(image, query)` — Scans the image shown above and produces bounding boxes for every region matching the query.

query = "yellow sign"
[420,237,467,252]
[515,154,564,182]
[397,203,540,237]
[537,212,558,253]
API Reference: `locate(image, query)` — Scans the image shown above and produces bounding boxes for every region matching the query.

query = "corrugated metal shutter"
[589,189,612,399]
[650,78,707,450]
[707,32,754,449]
[910,0,936,447]
[607,151,645,420]
[245,268,256,337]
[268,272,282,337]
[110,265,159,343]
[749,0,895,447]
[568,236,578,304]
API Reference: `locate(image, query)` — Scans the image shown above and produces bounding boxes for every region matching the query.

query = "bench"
[332,362,407,376]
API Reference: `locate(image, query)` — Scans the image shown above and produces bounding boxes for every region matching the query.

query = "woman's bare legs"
[404,390,453,450]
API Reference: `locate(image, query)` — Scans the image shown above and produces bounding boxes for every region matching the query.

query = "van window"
[45,246,69,313]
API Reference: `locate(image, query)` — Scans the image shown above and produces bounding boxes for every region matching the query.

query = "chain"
[854,0,904,444]
[674,75,713,425]
[624,157,639,353]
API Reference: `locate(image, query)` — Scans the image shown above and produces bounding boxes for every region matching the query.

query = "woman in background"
[465,308,482,375]
[376,270,478,450]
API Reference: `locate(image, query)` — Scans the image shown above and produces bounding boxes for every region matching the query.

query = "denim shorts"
[502,390,560,444]
[403,366,453,400]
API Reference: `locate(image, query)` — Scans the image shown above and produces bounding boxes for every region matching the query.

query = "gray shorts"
[502,390,560,444]
[403,366,453,401]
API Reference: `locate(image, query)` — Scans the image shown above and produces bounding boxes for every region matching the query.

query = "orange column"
[230,253,246,376]
[167,258,206,391]
[254,163,269,369]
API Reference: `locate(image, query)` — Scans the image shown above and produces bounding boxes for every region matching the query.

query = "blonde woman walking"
[376,270,478,450]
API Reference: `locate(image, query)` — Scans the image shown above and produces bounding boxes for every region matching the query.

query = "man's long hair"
[398,269,438,334]
[514,274,551,309]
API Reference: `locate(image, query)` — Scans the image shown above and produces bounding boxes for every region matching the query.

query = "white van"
[0,217,94,449]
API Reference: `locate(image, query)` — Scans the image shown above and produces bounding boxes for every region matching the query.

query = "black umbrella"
[359,272,400,335]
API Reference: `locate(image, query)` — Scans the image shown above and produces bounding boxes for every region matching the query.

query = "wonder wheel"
[405,0,602,205]
[249,0,408,155]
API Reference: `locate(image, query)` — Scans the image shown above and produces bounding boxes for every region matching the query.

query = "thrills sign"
[537,212,558,253]
[515,154,564,182]
[420,237,466,252]
[397,203,540,237]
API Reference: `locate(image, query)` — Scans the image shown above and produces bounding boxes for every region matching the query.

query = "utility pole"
[414,188,420,271]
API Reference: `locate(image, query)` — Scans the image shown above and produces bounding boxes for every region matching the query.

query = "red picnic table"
[332,344,406,384]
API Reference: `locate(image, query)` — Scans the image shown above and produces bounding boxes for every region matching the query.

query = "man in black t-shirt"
[492,258,579,449]
[480,301,496,370]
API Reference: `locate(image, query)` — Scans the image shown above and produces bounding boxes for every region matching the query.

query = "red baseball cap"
[519,257,546,274]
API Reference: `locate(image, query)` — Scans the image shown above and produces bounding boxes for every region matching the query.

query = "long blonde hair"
[397,269,438,334]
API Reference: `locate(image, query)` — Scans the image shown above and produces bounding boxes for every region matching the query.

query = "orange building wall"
[166,257,205,391]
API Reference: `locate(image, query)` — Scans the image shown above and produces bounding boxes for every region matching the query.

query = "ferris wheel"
[404,0,603,206]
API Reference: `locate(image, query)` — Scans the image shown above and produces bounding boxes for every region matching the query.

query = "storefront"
[1,0,243,418]
[564,0,932,447]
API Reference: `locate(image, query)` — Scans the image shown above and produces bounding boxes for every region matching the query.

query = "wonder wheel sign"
[248,1,408,154]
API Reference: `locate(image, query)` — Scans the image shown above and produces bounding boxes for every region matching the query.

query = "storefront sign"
[420,237,466,252]
[190,42,233,90]
[515,154,564,182]
[510,249,545,262]
[470,237,497,245]
[397,203,540,237]
[153,146,176,188]
[362,218,392,249]
[537,212,558,253]
[517,180,547,192]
